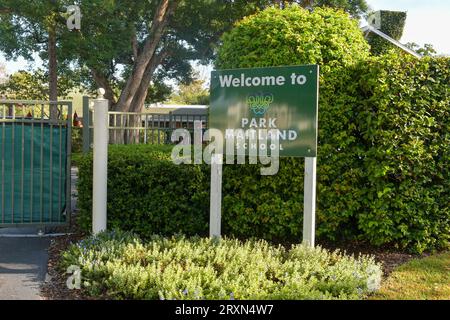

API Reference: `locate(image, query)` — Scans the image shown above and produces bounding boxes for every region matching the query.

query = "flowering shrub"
[61,230,382,300]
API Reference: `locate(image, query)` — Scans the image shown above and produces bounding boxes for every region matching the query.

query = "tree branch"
[129,48,170,112]
[0,7,12,14]
[131,33,138,62]
[91,69,117,106]
[116,0,180,111]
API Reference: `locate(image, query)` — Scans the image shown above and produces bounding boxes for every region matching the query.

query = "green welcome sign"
[210,65,319,157]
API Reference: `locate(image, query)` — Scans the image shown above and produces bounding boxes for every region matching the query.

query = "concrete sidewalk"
[0,235,50,300]
[0,167,78,300]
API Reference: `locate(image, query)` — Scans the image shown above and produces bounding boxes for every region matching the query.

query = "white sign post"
[209,153,223,238]
[92,88,108,235]
[208,157,317,247]
[303,157,317,247]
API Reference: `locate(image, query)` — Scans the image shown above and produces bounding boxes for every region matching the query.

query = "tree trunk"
[129,51,169,113]
[91,69,117,107]
[114,0,179,112]
[48,20,58,119]
[125,51,169,144]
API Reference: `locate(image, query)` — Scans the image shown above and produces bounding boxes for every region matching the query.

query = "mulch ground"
[40,219,92,300]
[318,240,420,276]
[41,227,426,300]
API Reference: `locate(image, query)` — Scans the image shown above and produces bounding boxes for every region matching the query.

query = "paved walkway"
[0,167,78,300]
[0,236,50,300]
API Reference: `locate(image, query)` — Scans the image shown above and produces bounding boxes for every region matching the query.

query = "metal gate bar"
[0,100,72,227]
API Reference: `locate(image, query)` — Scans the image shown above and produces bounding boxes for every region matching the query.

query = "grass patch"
[373,252,450,300]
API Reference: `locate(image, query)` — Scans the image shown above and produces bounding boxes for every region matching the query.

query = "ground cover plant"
[61,230,383,300]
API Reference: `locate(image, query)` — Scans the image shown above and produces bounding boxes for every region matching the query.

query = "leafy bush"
[213,5,449,253]
[77,145,209,238]
[61,230,382,300]
[344,54,450,252]
[72,127,83,154]
[216,6,370,74]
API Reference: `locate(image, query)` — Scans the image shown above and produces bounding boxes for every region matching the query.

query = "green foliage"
[315,54,450,252]
[213,5,449,253]
[366,10,407,55]
[61,230,382,300]
[145,81,173,104]
[0,69,74,100]
[216,6,370,73]
[71,127,82,154]
[77,145,210,238]
[168,78,209,105]
[312,0,368,18]
[262,1,369,18]
[406,43,437,57]
[344,54,450,252]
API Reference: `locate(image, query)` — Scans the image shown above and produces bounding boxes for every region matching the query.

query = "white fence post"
[303,157,317,247]
[92,88,109,235]
[210,153,223,238]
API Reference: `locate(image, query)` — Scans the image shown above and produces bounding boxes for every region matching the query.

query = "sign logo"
[247,92,274,116]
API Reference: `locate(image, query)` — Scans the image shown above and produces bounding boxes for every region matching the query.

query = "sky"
[1,0,449,76]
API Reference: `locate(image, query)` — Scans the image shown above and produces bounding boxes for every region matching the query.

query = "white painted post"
[92,88,109,235]
[210,153,223,238]
[303,157,317,247]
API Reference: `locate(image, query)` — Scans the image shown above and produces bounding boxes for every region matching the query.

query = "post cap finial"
[97,88,106,99]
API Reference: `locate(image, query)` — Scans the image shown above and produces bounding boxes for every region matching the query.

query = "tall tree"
[0,0,369,116]
[169,78,209,105]
[0,0,73,117]
[0,69,74,100]
[58,0,268,112]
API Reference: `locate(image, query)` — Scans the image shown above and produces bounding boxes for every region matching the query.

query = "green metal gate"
[0,100,72,227]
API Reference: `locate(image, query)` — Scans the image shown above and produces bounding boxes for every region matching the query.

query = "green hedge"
[77,145,209,238]
[319,55,449,252]
[347,55,450,252]
[213,6,449,252]
[216,6,370,74]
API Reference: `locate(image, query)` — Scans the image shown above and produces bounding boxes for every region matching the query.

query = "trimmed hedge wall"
[77,145,210,237]
[316,54,450,253]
